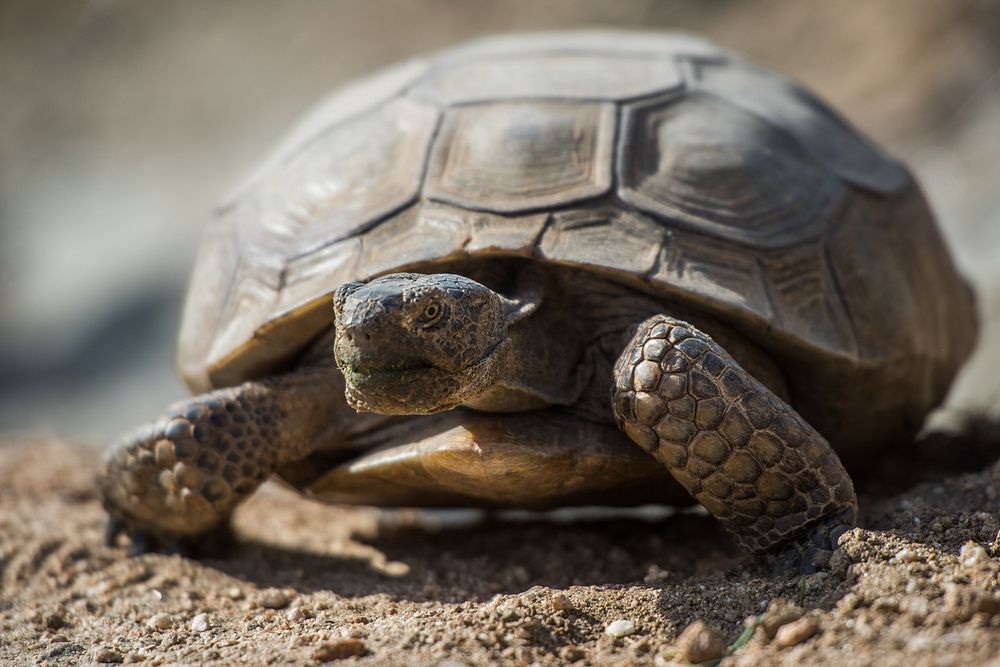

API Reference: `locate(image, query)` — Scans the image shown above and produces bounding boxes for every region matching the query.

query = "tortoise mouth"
[340,360,448,392]
[337,340,504,416]
[341,364,460,416]
[342,360,440,378]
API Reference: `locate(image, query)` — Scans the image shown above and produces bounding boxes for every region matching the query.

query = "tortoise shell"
[178,31,977,459]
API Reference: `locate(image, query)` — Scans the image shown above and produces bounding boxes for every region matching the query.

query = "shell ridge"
[821,239,861,362]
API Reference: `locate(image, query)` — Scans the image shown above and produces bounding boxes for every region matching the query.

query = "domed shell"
[178,31,976,454]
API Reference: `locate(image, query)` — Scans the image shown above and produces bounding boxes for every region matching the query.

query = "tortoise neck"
[469,266,792,417]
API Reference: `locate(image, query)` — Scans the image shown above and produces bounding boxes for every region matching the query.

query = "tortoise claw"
[103,515,125,548]
[767,507,855,576]
[126,530,159,557]
[103,514,236,559]
[103,513,163,554]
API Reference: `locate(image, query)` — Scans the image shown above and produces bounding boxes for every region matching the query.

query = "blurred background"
[2,0,998,446]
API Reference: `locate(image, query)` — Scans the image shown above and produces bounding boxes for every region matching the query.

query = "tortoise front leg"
[98,367,349,553]
[611,315,857,572]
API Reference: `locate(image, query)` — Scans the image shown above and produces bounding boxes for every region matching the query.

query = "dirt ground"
[1,429,998,666]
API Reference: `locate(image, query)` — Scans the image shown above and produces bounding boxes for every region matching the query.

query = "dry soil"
[1,431,999,666]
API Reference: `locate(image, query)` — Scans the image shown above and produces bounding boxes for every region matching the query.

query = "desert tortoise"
[99,31,977,568]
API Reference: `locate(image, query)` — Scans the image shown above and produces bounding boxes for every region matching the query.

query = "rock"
[551,593,573,612]
[94,647,124,663]
[147,613,172,630]
[559,645,585,662]
[313,638,367,661]
[190,613,209,632]
[892,548,918,563]
[900,596,930,623]
[773,616,818,648]
[43,611,69,630]
[675,620,725,664]
[286,606,312,621]
[829,548,852,577]
[605,619,637,637]
[944,583,980,622]
[259,589,293,610]
[760,599,804,639]
[960,541,989,568]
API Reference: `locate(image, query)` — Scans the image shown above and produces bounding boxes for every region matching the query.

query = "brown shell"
[178,31,977,455]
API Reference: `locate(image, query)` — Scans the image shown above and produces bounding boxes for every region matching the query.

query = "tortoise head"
[333,273,533,415]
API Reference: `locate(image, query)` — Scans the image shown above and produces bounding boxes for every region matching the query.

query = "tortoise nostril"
[363,333,372,342]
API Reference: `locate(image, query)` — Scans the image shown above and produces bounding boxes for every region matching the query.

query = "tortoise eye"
[418,301,443,326]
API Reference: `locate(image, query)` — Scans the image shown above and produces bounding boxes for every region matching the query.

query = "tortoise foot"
[96,383,293,551]
[768,507,855,575]
[98,369,348,556]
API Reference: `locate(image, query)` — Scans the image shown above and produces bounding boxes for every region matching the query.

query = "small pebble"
[190,614,209,632]
[960,541,989,568]
[893,548,918,564]
[226,587,245,600]
[551,593,573,612]
[94,647,124,663]
[44,611,69,630]
[559,646,585,662]
[944,583,979,622]
[286,606,311,622]
[675,620,725,664]
[900,595,930,623]
[147,613,172,630]
[760,599,804,639]
[773,616,818,648]
[260,589,293,610]
[605,619,637,637]
[644,564,671,583]
[830,549,854,578]
[313,638,367,661]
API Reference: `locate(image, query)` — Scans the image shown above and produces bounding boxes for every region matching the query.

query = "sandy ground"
[2,430,998,666]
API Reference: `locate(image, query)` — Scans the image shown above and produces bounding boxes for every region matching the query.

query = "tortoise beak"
[340,362,461,416]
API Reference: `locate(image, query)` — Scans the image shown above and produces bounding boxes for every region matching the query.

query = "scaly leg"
[612,315,857,571]
[98,367,350,553]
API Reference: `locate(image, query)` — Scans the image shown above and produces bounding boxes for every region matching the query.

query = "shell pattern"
[177,32,976,457]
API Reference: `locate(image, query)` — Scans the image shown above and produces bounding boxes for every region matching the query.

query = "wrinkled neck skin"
[479,265,791,417]
[464,267,642,414]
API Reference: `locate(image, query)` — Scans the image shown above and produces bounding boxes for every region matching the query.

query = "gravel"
[2,436,999,666]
